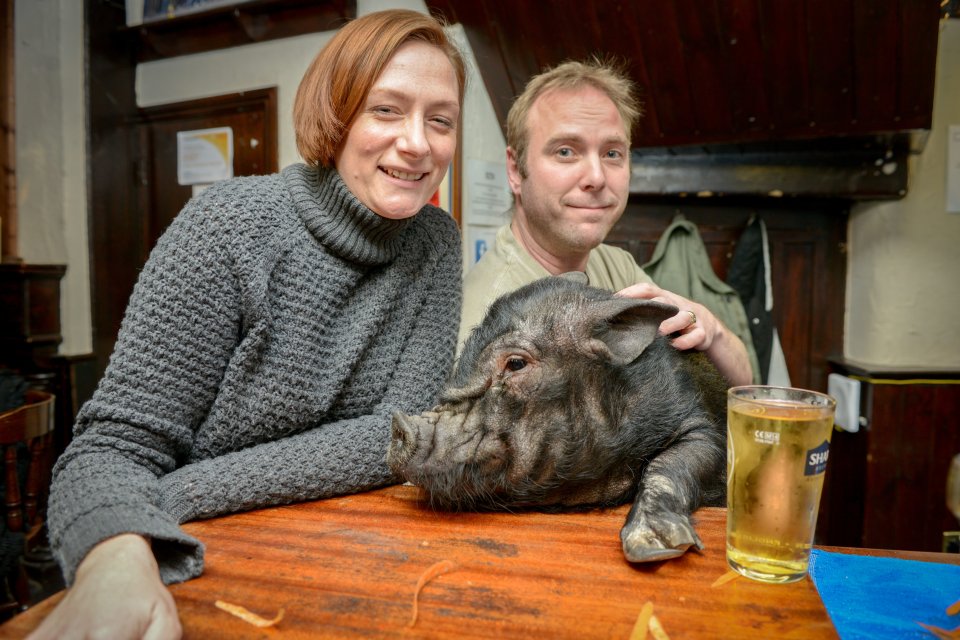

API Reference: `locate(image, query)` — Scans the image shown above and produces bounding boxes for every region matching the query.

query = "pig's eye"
[505,357,527,372]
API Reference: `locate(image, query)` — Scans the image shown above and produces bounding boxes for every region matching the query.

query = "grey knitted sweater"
[47,164,462,586]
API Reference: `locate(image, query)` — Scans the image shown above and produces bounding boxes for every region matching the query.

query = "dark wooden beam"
[427,0,941,153]
[629,134,919,200]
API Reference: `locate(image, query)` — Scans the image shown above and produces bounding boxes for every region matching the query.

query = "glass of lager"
[726,385,836,584]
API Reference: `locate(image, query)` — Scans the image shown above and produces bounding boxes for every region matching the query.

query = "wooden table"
[3,485,957,639]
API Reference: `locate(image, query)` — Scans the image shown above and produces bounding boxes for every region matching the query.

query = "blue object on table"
[808,548,960,639]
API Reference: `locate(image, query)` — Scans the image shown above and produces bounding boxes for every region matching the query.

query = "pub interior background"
[1,0,959,611]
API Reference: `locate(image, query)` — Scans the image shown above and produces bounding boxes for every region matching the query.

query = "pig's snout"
[388,411,440,475]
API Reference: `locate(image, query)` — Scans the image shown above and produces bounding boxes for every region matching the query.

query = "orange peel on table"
[408,559,457,628]
[710,570,741,588]
[913,599,960,639]
[215,600,285,628]
[629,601,671,640]
[628,601,654,640]
[648,613,671,640]
[916,621,960,639]
[948,599,960,617]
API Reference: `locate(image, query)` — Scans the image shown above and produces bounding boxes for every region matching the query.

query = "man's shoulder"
[592,241,635,261]
[465,225,542,287]
[463,249,537,316]
[586,242,653,291]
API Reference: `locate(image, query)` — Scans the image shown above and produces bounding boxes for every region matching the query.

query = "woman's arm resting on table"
[28,534,181,640]
[616,282,754,387]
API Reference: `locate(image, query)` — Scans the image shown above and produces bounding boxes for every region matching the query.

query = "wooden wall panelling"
[817,424,869,547]
[427,0,941,148]
[853,0,901,129]
[758,1,810,132]
[0,265,65,369]
[862,382,960,552]
[631,0,695,141]
[714,0,770,138]
[673,1,733,139]
[822,361,960,552]
[806,0,855,130]
[86,0,139,382]
[898,1,941,122]
[1,0,16,262]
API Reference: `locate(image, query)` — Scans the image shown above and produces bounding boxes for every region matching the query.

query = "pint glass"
[726,386,837,583]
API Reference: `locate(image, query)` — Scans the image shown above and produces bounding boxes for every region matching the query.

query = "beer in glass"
[726,386,836,583]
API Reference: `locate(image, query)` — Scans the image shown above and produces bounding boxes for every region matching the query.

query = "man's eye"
[556,148,573,158]
[505,357,527,372]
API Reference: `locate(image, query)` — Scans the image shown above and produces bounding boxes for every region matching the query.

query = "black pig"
[387,276,728,562]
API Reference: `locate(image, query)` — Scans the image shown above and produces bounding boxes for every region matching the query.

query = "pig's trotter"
[620,509,703,563]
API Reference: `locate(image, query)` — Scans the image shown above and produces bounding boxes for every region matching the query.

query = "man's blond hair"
[506,57,642,178]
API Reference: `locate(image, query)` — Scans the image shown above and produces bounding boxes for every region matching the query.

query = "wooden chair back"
[0,391,55,534]
[0,390,55,614]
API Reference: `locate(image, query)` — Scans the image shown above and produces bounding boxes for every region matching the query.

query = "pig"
[387,275,729,562]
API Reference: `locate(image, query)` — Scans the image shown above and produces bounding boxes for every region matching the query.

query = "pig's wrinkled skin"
[387,276,727,563]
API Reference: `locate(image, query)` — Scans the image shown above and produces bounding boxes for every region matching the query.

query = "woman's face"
[335,41,460,220]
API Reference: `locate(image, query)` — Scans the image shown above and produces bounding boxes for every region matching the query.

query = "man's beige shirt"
[459,223,654,349]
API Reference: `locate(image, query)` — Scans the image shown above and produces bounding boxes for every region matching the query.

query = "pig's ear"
[589,298,678,365]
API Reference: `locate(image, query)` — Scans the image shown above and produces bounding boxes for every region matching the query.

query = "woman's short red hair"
[294,9,466,167]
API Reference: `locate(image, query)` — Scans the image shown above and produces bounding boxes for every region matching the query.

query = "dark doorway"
[136,88,278,252]
[88,87,278,382]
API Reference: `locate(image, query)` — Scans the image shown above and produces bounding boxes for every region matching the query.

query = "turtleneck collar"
[282,163,413,265]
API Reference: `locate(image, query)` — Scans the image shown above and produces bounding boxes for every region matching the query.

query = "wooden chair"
[0,390,55,617]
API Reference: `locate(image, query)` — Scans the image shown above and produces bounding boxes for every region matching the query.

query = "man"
[460,59,753,386]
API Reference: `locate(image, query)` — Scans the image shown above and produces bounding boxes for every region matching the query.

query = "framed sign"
[143,0,256,23]
[176,126,234,185]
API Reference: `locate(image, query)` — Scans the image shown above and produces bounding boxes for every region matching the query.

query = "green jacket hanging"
[642,214,761,383]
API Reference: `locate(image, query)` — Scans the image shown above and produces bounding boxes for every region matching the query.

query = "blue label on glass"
[804,440,830,476]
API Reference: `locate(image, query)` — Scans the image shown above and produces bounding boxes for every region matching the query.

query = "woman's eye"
[505,357,527,372]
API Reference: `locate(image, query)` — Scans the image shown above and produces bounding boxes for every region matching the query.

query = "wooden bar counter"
[4,484,952,639]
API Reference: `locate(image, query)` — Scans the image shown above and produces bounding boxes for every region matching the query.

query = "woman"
[31,9,465,639]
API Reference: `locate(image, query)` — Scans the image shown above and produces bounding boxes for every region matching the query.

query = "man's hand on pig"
[615,282,753,386]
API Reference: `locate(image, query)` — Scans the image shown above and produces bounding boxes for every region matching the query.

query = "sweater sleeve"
[155,223,463,525]
[47,195,245,586]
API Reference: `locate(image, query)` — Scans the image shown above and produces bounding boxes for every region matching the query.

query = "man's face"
[508,85,631,260]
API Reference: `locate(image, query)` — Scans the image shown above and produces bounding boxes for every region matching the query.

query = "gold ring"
[687,310,697,325]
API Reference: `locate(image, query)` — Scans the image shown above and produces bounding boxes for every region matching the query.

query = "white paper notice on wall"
[177,127,234,186]
[465,159,512,226]
[949,125,960,213]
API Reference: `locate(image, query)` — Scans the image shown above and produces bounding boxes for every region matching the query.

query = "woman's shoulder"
[406,204,461,252]
[188,173,289,221]
[167,173,294,241]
